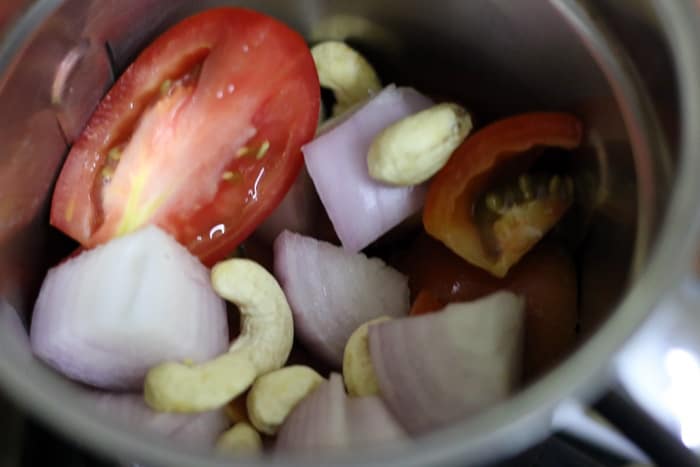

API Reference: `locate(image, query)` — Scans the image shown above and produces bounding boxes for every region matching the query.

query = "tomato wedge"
[408,289,446,317]
[423,112,582,277]
[395,234,578,379]
[50,8,320,266]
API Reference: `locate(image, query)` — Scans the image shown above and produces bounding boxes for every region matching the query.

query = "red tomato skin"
[409,289,446,316]
[50,8,320,266]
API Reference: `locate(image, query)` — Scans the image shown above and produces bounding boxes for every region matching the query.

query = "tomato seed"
[108,147,121,161]
[518,174,534,201]
[485,193,503,213]
[222,171,242,182]
[256,140,270,160]
[101,166,115,181]
[160,80,172,96]
[548,175,562,196]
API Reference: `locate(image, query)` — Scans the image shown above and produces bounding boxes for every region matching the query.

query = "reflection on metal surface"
[52,38,113,142]
[51,39,90,105]
[0,111,66,244]
[616,280,700,453]
[663,348,700,448]
[82,0,189,71]
[553,0,672,279]
[0,0,32,37]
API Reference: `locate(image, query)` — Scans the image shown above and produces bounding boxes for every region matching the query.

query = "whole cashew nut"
[247,365,324,435]
[311,41,381,116]
[343,317,391,397]
[216,422,263,455]
[144,259,294,412]
[367,103,472,186]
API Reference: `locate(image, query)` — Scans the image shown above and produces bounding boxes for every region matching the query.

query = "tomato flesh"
[50,8,320,266]
[408,289,446,317]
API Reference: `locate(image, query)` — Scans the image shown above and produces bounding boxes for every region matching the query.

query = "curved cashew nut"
[144,259,294,412]
[367,103,473,186]
[343,317,391,397]
[216,422,263,455]
[247,365,324,435]
[311,41,381,117]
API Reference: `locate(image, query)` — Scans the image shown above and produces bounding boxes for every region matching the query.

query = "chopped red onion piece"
[89,393,228,447]
[346,396,406,445]
[303,85,434,252]
[276,373,405,453]
[276,373,347,451]
[369,291,525,434]
[30,226,229,390]
[274,230,409,367]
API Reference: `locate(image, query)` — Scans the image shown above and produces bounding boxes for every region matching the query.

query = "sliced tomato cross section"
[423,112,582,277]
[50,8,320,266]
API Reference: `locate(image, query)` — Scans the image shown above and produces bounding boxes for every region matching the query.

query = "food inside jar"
[50,8,320,267]
[28,5,586,455]
[394,233,578,380]
[424,112,582,278]
[477,169,574,256]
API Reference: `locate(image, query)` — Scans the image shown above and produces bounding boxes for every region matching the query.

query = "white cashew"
[367,103,473,186]
[214,259,294,375]
[144,259,294,412]
[216,422,263,455]
[343,317,391,397]
[311,41,381,116]
[247,365,324,435]
[144,353,256,413]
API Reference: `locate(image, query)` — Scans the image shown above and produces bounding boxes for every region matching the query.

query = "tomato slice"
[50,8,320,266]
[395,233,578,379]
[408,289,446,317]
[423,112,582,277]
